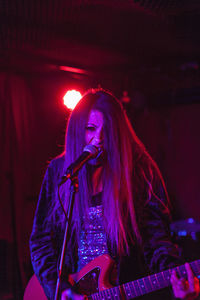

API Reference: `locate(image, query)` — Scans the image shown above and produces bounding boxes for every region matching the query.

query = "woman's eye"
[86,126,95,131]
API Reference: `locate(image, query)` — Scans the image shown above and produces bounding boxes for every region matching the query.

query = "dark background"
[0,1,200,299]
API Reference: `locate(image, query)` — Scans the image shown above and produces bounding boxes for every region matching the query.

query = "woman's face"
[85,109,104,148]
[85,109,104,165]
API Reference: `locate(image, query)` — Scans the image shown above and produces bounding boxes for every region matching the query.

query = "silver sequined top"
[77,195,108,271]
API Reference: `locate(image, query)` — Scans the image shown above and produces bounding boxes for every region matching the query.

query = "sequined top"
[77,193,108,271]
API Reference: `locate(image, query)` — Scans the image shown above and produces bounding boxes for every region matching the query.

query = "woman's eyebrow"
[86,123,96,126]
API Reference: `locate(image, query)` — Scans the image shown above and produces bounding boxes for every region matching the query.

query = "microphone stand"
[54,173,78,300]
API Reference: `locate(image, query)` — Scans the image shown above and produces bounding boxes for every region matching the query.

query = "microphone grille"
[83,144,98,156]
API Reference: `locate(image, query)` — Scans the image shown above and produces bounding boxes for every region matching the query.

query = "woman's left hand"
[170,263,200,299]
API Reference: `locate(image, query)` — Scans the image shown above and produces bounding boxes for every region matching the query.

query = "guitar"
[24,254,200,300]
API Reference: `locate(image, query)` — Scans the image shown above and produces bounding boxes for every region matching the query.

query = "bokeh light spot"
[63,90,82,110]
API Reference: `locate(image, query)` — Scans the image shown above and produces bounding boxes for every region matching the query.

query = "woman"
[30,89,199,300]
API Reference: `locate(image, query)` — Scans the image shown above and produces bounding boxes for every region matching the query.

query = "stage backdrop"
[0,72,199,298]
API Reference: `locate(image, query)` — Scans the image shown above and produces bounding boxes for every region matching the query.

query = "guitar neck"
[123,260,200,299]
[89,259,200,300]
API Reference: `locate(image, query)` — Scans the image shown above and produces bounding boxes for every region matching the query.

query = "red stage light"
[63,90,82,110]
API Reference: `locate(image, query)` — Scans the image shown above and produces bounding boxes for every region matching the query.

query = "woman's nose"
[92,130,103,146]
[96,129,103,142]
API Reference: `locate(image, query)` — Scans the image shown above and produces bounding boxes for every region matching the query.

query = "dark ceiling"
[1,0,200,92]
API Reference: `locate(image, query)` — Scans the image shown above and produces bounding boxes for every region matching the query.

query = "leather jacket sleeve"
[140,171,183,273]
[29,156,73,299]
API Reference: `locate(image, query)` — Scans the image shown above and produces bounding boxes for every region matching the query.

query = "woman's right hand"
[61,289,87,300]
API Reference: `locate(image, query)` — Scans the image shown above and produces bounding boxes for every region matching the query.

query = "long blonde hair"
[47,89,169,255]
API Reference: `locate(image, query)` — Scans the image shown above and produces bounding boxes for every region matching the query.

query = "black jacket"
[30,155,182,299]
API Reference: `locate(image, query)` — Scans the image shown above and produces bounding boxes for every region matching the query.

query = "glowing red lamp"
[63,90,82,110]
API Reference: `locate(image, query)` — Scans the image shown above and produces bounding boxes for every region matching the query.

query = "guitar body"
[24,255,116,300]
[69,254,116,295]
[23,273,47,300]
[24,255,200,300]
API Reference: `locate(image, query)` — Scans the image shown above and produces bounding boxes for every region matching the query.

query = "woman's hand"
[171,263,200,299]
[61,289,87,300]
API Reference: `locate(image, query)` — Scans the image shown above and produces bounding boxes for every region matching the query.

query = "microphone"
[59,144,99,184]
